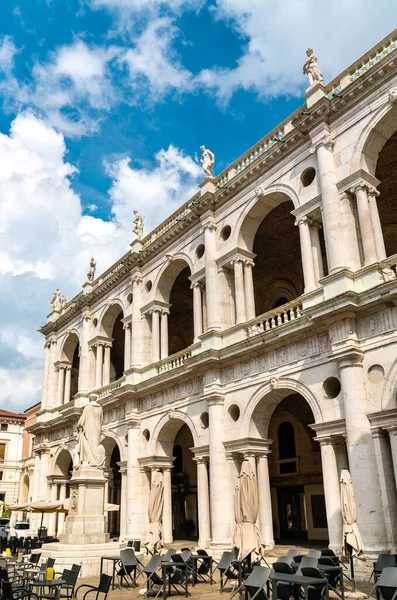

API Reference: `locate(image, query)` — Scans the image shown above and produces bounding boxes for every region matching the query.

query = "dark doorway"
[277,485,308,540]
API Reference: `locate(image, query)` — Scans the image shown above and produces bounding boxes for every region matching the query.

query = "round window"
[323,377,341,399]
[301,167,316,187]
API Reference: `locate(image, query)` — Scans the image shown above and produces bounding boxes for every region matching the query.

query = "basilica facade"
[28,29,397,569]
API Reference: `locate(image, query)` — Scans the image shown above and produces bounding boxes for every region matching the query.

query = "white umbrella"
[340,469,363,555]
[233,481,242,551]
[238,460,266,561]
[143,470,164,554]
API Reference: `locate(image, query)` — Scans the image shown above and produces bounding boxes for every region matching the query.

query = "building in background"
[0,410,26,508]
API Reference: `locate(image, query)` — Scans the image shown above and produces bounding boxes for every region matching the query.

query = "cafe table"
[271,572,329,600]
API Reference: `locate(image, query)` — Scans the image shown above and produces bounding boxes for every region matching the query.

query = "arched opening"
[375,129,397,257]
[100,305,125,383]
[251,391,327,543]
[252,202,303,314]
[155,418,198,541]
[157,259,193,357]
[52,449,73,536]
[102,437,121,538]
[60,333,80,401]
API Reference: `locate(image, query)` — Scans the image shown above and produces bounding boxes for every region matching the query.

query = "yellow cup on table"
[5,548,11,557]
[46,567,54,581]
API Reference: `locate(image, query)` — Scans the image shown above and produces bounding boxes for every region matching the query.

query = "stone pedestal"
[60,465,109,545]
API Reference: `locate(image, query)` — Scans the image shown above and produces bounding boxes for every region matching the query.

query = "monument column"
[318,437,344,553]
[192,282,203,341]
[195,458,211,547]
[295,217,317,292]
[160,311,169,360]
[309,220,325,284]
[244,261,256,321]
[233,259,247,323]
[130,272,144,368]
[256,448,274,548]
[337,352,388,551]
[350,183,378,265]
[119,463,128,539]
[162,467,173,544]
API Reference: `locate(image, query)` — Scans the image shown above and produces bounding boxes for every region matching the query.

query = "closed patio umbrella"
[143,469,164,554]
[233,481,242,551]
[238,460,265,561]
[340,469,363,590]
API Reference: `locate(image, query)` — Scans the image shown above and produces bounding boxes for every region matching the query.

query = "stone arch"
[260,280,298,313]
[236,186,300,252]
[154,257,193,304]
[97,301,126,338]
[100,431,126,464]
[150,411,199,457]
[351,98,397,176]
[58,330,80,362]
[380,356,397,411]
[51,445,74,477]
[241,377,323,439]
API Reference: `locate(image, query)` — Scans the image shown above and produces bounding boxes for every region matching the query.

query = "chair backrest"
[377,567,397,589]
[318,557,335,566]
[171,554,185,565]
[2,580,14,600]
[232,547,239,559]
[307,550,322,559]
[62,570,75,585]
[300,556,318,570]
[181,548,190,552]
[47,558,55,568]
[144,555,162,574]
[244,566,271,589]
[31,553,41,564]
[120,548,138,567]
[375,555,397,572]
[321,549,336,557]
[71,564,81,573]
[272,562,294,574]
[301,566,326,581]
[161,549,176,562]
[98,573,112,595]
[181,550,191,562]
[286,549,299,558]
[276,556,293,566]
[197,549,209,556]
[217,551,234,571]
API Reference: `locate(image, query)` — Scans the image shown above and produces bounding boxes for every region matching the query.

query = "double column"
[130,272,144,369]
[195,457,211,547]
[350,182,386,265]
[150,308,169,362]
[57,481,67,536]
[94,341,112,388]
[56,363,72,407]
[337,351,388,551]
[126,420,145,539]
[231,258,256,324]
[295,217,318,292]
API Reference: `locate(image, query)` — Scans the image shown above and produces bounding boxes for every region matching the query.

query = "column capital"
[294,216,310,228]
[190,281,204,290]
[384,425,397,437]
[205,393,225,406]
[371,427,388,440]
[244,259,255,269]
[194,456,208,465]
[123,322,132,331]
[310,125,334,152]
[335,348,364,369]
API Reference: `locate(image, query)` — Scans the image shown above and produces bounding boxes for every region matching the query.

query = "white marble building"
[29,29,397,567]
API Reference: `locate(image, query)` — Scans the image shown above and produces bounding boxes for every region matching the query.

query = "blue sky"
[0,0,396,412]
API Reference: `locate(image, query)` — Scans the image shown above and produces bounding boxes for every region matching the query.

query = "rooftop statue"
[50,289,62,312]
[76,394,105,468]
[303,48,324,86]
[87,257,96,282]
[200,145,215,178]
[133,210,144,240]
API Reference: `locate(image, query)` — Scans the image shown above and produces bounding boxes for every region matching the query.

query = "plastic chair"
[117,548,143,588]
[195,550,213,582]
[372,556,397,582]
[1,580,40,600]
[161,549,176,562]
[75,574,112,600]
[271,560,296,600]
[307,550,322,559]
[231,566,271,600]
[142,555,163,597]
[301,566,328,600]
[216,551,240,592]
[369,567,397,600]
[320,549,339,566]
[275,556,293,566]
[298,557,319,571]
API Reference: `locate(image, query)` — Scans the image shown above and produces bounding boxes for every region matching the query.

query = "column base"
[198,538,211,548]
[163,536,174,544]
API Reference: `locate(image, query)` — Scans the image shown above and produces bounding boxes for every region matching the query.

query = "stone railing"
[97,376,125,399]
[246,299,303,337]
[156,348,192,374]
[326,29,397,98]
[379,253,397,281]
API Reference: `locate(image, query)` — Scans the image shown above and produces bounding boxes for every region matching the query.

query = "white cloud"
[200,0,397,102]
[0,36,17,72]
[121,18,192,97]
[106,144,201,236]
[89,0,201,16]
[0,112,200,411]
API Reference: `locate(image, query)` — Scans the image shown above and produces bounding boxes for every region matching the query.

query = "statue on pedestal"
[50,289,62,312]
[303,48,324,86]
[76,394,105,468]
[133,210,144,240]
[200,145,215,178]
[87,258,96,282]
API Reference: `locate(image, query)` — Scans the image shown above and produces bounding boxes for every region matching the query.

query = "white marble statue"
[61,294,67,309]
[133,210,144,240]
[87,257,96,282]
[200,145,215,178]
[303,48,324,86]
[50,289,62,312]
[76,394,104,467]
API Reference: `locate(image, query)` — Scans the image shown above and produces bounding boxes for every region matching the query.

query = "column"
[46,340,58,409]
[208,395,233,544]
[160,311,169,360]
[63,366,72,405]
[192,283,203,341]
[315,134,350,272]
[151,310,160,362]
[48,482,58,536]
[127,422,144,539]
[367,186,386,260]
[318,438,344,553]
[333,439,349,478]
[124,324,131,371]
[233,259,247,323]
[351,184,378,265]
[131,273,144,368]
[256,452,274,548]
[387,427,397,487]
[56,367,65,407]
[78,309,92,393]
[295,217,317,292]
[162,467,173,544]
[309,221,325,284]
[30,452,41,533]
[57,482,67,537]
[119,466,128,539]
[203,219,222,330]
[41,342,51,410]
[196,458,211,547]
[244,261,256,321]
[95,343,104,388]
[338,353,388,551]
[103,344,111,386]
[371,429,397,546]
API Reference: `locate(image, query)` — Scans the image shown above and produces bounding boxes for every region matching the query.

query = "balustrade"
[246,300,303,337]
[156,349,192,374]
